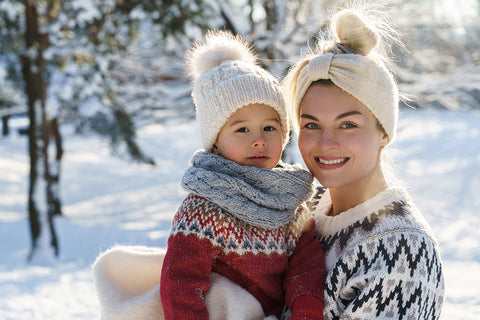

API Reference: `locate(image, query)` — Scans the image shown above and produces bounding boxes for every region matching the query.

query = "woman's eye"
[341,122,356,129]
[304,122,320,129]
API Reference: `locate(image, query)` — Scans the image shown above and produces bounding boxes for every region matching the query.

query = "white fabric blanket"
[92,245,277,320]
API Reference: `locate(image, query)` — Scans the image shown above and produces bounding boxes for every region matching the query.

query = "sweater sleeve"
[283,209,326,320]
[325,231,444,319]
[160,198,222,320]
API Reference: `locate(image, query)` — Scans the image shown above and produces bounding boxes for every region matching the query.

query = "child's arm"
[160,197,222,320]
[284,213,326,320]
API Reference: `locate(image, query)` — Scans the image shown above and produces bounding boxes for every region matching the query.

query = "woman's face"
[298,85,388,190]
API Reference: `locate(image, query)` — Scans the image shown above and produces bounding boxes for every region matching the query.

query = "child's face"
[214,104,283,169]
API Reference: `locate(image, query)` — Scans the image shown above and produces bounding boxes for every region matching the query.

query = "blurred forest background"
[1,0,479,262]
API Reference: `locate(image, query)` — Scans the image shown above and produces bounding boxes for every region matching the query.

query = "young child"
[160,31,325,320]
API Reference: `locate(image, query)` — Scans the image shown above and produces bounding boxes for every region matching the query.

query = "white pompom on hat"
[186,31,289,151]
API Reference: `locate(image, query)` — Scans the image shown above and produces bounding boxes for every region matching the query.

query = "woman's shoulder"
[367,188,439,244]
[327,216,443,280]
[317,188,440,253]
[332,203,442,271]
[333,222,444,291]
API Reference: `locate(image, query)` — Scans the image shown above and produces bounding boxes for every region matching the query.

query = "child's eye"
[341,122,356,129]
[236,127,249,133]
[263,126,276,132]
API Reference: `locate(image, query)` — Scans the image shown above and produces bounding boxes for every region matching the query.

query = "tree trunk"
[262,0,277,62]
[2,115,9,136]
[46,117,63,216]
[22,0,59,262]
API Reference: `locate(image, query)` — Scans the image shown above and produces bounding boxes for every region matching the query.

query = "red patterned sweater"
[160,193,325,319]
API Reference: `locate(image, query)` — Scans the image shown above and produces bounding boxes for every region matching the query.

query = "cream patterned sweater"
[312,187,444,320]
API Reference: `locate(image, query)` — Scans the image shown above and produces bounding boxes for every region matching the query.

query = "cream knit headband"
[293,52,399,143]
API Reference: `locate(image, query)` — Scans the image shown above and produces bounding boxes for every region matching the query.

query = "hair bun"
[185,30,257,80]
[332,10,378,56]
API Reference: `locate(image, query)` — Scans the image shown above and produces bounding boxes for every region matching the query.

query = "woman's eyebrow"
[300,114,318,121]
[336,110,362,120]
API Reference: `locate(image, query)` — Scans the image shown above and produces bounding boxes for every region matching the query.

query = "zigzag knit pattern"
[313,188,445,320]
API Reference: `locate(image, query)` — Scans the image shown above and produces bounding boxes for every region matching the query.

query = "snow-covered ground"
[0,107,479,319]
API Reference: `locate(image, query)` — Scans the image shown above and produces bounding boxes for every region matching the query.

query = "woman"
[282,7,445,320]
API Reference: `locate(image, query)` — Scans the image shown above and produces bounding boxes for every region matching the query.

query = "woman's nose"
[317,131,338,150]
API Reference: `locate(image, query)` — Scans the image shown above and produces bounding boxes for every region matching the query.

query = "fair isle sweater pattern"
[313,188,444,320]
[161,193,319,319]
[170,193,308,256]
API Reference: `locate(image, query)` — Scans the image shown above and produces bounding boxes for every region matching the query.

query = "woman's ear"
[380,132,389,147]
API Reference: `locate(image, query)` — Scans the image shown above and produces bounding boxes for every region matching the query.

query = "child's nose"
[252,134,267,147]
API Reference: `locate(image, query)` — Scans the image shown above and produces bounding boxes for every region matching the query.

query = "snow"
[1,108,480,319]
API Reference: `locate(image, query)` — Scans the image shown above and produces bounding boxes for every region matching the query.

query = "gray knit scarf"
[181,151,314,229]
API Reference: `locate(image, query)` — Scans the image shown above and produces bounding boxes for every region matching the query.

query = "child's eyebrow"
[266,118,281,123]
[228,119,248,127]
[229,118,280,126]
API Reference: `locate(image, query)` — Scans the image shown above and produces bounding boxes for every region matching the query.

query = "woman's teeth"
[317,158,348,164]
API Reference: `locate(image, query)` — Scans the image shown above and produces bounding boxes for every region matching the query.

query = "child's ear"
[212,144,219,155]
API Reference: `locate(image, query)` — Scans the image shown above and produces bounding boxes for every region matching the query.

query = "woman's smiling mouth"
[315,156,349,169]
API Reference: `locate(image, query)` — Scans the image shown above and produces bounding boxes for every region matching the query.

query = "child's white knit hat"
[284,10,399,144]
[186,31,289,151]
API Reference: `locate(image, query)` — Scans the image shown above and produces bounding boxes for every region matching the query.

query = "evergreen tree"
[0,2,25,136]
[1,0,213,263]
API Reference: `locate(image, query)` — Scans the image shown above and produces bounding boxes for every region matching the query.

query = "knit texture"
[161,195,324,319]
[161,157,325,319]
[311,187,444,319]
[291,52,398,143]
[188,31,289,151]
[182,151,314,229]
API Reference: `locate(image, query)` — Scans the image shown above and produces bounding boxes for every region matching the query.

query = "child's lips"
[248,154,270,162]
